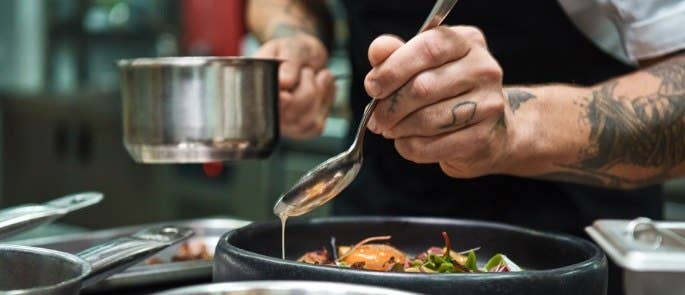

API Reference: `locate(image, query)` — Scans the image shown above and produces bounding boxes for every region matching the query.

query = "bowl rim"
[0,244,90,294]
[217,216,606,279]
[117,56,281,67]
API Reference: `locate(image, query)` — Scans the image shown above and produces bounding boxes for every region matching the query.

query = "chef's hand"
[255,32,336,139]
[365,26,512,178]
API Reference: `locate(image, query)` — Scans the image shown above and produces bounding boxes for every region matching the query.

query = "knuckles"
[450,26,487,48]
[418,30,449,64]
[482,95,505,118]
[282,117,326,139]
[394,138,427,163]
[472,59,503,83]
[407,73,434,99]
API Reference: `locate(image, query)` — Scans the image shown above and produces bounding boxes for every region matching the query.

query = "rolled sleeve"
[600,0,685,61]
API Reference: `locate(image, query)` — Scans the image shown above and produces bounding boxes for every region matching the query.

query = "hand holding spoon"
[274,0,460,218]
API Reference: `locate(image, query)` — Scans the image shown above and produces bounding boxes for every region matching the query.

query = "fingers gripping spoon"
[274,0,459,218]
[273,0,459,258]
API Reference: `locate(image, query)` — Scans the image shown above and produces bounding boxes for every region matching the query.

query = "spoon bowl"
[273,102,372,217]
[273,0,459,217]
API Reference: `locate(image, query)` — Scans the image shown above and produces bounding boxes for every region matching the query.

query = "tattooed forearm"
[268,22,318,39]
[539,57,685,188]
[506,89,536,113]
[248,0,333,49]
[439,101,478,129]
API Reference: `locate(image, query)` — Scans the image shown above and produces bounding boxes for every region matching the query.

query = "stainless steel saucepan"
[0,225,193,294]
[118,57,280,164]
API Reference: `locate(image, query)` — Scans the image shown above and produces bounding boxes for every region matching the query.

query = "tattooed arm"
[247,0,333,51]
[511,54,685,188]
[363,25,684,189]
[246,0,336,139]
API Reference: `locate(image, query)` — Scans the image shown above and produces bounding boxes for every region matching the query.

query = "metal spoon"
[273,0,459,217]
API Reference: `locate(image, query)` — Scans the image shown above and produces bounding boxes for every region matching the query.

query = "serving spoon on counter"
[273,0,459,219]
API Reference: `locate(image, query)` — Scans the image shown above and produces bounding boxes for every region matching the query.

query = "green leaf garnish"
[437,262,454,273]
[484,253,504,271]
[484,254,522,272]
[464,250,478,272]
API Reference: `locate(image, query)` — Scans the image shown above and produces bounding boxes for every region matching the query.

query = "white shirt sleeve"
[598,0,685,61]
[558,0,685,64]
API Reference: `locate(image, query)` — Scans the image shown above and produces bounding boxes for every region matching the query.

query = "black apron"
[336,1,664,294]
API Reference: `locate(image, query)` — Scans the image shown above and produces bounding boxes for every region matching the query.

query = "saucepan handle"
[0,191,103,240]
[78,225,194,288]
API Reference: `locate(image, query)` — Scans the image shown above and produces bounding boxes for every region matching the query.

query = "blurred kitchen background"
[0,0,684,236]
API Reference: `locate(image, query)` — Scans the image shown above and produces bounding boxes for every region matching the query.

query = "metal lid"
[586,217,685,272]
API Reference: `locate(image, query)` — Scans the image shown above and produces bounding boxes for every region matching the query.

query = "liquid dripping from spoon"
[273,0,459,263]
[276,172,347,260]
[279,212,288,260]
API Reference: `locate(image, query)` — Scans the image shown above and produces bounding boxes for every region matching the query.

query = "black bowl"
[214,217,607,295]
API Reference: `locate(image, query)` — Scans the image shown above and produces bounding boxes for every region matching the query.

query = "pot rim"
[157,280,417,295]
[218,216,606,279]
[117,56,281,68]
[0,244,91,294]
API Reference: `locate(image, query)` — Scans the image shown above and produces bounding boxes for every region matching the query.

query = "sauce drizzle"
[279,212,288,260]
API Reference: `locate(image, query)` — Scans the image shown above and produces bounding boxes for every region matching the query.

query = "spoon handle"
[418,0,459,34]
[351,0,458,156]
[349,99,379,157]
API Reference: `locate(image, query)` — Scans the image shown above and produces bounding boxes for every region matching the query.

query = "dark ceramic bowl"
[214,217,607,295]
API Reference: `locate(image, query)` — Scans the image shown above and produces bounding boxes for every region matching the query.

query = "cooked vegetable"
[339,244,407,271]
[484,253,522,272]
[296,231,521,273]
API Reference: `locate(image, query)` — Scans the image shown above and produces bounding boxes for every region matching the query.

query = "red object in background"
[203,162,225,178]
[182,0,245,56]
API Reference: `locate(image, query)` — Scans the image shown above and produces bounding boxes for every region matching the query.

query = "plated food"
[298,232,521,273]
[146,240,212,265]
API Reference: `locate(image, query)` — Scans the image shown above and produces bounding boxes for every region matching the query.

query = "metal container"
[14,217,250,292]
[0,225,193,295]
[586,217,685,295]
[118,57,280,163]
[155,281,416,295]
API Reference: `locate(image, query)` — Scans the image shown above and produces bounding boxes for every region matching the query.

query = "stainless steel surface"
[118,57,280,163]
[0,245,86,295]
[13,218,250,292]
[0,225,192,295]
[417,0,461,33]
[155,281,417,295]
[586,218,685,295]
[273,0,459,217]
[0,191,103,240]
[78,225,194,288]
[626,217,685,248]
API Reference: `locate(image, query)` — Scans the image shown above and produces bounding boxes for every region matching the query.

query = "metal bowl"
[118,57,280,163]
[214,217,608,295]
[155,281,416,295]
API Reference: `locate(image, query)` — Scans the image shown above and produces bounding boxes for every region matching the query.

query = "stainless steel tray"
[11,217,250,292]
[586,217,685,295]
